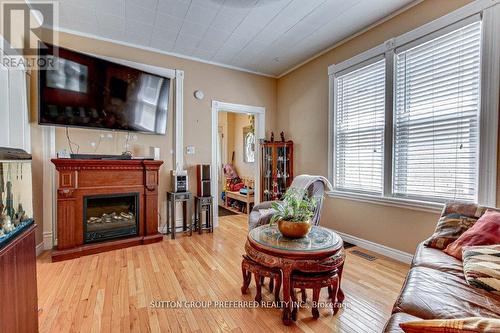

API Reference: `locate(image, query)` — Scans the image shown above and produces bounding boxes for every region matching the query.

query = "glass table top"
[249,225,341,252]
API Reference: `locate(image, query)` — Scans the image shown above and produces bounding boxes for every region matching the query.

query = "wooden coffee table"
[244,225,345,325]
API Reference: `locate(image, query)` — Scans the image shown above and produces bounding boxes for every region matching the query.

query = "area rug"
[219,206,238,216]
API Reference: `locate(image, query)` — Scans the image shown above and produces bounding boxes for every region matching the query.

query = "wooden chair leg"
[241,265,251,294]
[274,276,281,304]
[269,277,274,293]
[312,288,320,319]
[301,288,307,304]
[254,273,262,303]
[291,287,298,321]
[331,276,341,315]
[327,285,333,299]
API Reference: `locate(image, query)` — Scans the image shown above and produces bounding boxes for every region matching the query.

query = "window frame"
[328,1,500,211]
[332,55,387,196]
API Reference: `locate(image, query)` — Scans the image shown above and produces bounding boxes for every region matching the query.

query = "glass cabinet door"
[262,145,273,201]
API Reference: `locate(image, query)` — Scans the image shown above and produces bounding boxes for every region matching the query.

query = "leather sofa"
[383,243,500,332]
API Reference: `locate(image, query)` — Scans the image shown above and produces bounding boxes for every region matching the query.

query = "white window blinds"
[393,21,482,202]
[334,59,386,194]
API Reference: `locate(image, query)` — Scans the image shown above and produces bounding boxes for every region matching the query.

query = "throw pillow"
[424,213,478,250]
[441,201,486,219]
[462,245,500,295]
[400,317,500,333]
[444,209,500,260]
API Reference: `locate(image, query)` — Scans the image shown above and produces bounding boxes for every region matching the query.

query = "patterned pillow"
[424,202,487,250]
[462,245,500,295]
[441,201,486,218]
[424,213,478,250]
[400,317,500,333]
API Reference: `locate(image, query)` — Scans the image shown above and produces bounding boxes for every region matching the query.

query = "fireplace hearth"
[84,193,139,243]
[51,159,163,261]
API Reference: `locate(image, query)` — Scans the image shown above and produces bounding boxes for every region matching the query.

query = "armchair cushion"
[248,201,280,230]
[248,176,328,231]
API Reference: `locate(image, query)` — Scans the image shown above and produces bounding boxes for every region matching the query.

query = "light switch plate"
[186,145,195,154]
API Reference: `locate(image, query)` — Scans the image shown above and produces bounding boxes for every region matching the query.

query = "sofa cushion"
[393,266,500,319]
[412,243,464,276]
[424,213,478,250]
[399,317,500,333]
[444,209,500,260]
[463,245,500,295]
[384,313,422,333]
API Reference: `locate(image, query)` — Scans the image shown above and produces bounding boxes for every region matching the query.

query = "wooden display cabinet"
[260,141,293,201]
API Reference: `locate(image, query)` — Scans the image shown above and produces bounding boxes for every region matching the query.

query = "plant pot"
[277,219,312,238]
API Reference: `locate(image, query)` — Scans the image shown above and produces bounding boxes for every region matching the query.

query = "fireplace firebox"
[84,193,139,243]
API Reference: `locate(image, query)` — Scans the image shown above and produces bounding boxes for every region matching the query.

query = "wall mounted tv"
[38,44,170,134]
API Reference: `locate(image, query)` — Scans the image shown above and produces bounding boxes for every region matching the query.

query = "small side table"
[194,196,213,234]
[166,191,193,239]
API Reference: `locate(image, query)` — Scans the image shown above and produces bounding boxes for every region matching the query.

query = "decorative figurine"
[280,131,285,142]
[0,164,4,214]
[5,181,14,219]
[270,132,275,142]
[2,215,14,233]
[14,203,26,226]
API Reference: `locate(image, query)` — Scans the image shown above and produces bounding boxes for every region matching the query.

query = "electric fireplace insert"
[83,193,139,243]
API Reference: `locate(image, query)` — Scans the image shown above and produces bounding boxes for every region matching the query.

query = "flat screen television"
[38,44,170,134]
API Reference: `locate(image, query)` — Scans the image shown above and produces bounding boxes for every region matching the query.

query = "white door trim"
[211,100,265,228]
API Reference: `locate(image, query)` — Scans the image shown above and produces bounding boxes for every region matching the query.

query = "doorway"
[211,101,265,228]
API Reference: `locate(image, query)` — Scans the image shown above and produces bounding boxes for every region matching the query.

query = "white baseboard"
[43,231,53,250]
[36,242,44,257]
[336,231,413,264]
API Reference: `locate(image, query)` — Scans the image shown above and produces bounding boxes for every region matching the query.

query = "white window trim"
[328,0,500,210]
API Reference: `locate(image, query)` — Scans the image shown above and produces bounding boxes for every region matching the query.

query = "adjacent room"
[1,0,499,332]
[217,111,256,216]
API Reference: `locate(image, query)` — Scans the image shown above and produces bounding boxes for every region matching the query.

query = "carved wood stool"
[290,270,340,320]
[241,255,281,303]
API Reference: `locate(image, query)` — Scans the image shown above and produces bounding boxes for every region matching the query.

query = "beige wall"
[276,0,474,253]
[30,30,277,243]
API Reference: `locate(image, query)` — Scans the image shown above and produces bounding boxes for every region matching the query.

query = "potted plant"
[270,188,318,238]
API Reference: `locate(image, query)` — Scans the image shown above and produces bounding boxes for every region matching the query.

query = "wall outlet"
[186,145,195,155]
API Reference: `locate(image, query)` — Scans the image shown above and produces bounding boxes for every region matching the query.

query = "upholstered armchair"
[248,179,328,230]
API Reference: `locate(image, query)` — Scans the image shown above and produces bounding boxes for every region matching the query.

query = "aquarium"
[0,148,34,249]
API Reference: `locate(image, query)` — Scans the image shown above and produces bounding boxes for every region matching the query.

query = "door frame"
[211,100,265,228]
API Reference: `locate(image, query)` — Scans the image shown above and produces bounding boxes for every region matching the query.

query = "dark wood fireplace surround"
[51,159,163,261]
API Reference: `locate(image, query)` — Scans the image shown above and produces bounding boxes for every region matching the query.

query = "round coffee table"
[245,225,345,325]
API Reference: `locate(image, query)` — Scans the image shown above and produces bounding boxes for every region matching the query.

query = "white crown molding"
[335,231,414,264]
[52,27,278,79]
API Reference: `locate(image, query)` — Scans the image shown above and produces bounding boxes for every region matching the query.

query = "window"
[393,22,482,202]
[329,6,500,208]
[334,59,385,194]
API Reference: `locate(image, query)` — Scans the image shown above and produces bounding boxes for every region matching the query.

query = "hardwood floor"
[36,215,409,333]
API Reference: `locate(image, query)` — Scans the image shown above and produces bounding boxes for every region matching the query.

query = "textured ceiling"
[46,0,415,76]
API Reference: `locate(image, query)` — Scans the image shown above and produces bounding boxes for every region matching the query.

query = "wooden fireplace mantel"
[51,158,164,261]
